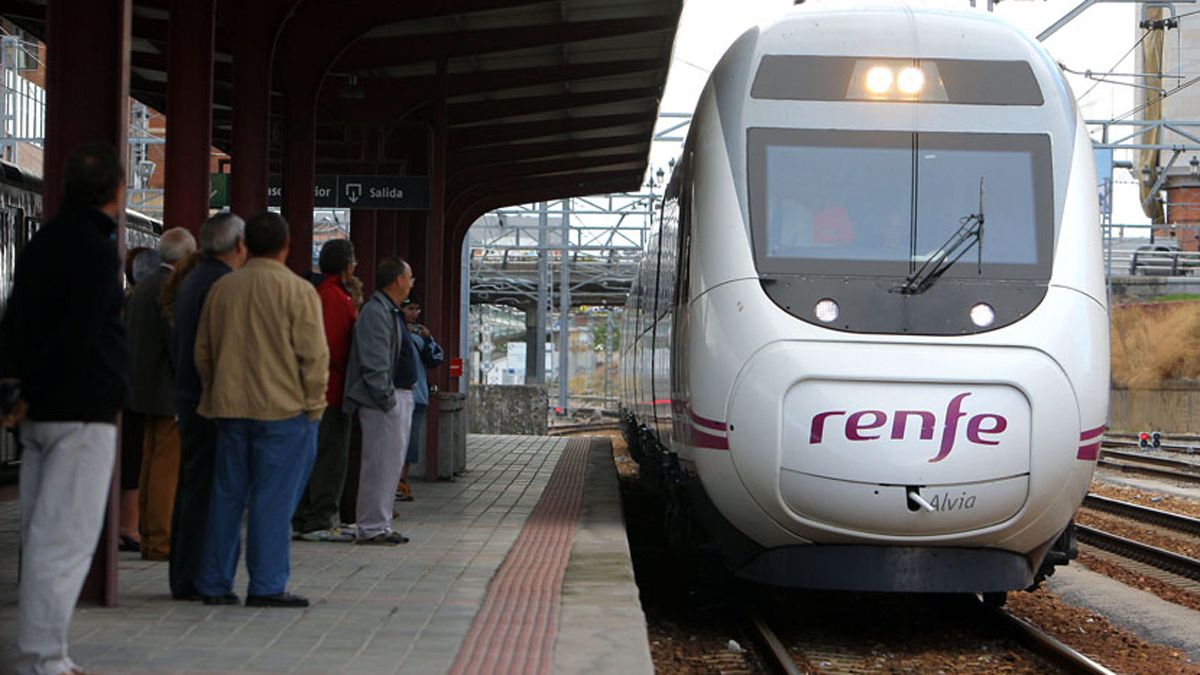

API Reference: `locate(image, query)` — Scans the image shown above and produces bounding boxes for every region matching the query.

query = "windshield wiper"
[891,178,985,296]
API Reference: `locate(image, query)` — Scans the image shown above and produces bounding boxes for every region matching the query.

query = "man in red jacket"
[293,239,358,542]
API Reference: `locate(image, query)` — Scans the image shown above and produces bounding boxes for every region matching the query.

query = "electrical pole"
[558,197,571,416]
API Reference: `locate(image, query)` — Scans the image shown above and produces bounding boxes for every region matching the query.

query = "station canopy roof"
[4,0,683,200]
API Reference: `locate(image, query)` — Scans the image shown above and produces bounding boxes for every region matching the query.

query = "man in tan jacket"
[193,211,329,608]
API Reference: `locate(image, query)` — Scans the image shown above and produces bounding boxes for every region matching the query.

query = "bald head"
[159,227,197,264]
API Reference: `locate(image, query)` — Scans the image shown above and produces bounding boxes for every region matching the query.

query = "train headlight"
[969,303,996,328]
[864,66,894,95]
[847,61,947,102]
[896,67,925,95]
[814,298,840,323]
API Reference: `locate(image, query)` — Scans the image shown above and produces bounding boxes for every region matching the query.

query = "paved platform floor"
[0,434,652,674]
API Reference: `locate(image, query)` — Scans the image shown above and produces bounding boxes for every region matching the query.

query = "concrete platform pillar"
[350,209,377,292]
[164,0,215,235]
[42,0,132,607]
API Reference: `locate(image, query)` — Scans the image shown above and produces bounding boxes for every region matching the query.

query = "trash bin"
[435,391,467,479]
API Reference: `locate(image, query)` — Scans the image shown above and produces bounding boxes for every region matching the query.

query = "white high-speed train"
[620,5,1108,597]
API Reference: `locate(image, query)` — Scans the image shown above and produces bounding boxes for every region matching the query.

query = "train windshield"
[748,129,1054,280]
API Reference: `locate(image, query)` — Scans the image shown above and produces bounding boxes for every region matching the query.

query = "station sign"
[267,174,338,208]
[210,173,430,210]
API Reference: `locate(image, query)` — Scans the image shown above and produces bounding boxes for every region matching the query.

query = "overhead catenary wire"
[1076,30,1152,105]
[1103,6,1200,122]
[1110,72,1200,123]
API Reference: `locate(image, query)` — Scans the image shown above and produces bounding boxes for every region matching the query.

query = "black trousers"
[168,399,217,599]
[292,407,352,533]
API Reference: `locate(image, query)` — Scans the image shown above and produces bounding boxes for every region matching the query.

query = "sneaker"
[395,481,414,502]
[355,531,410,546]
[297,528,355,543]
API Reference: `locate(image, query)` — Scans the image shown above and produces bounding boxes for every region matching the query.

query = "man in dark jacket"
[0,143,129,675]
[167,211,246,601]
[126,227,195,561]
[293,239,358,542]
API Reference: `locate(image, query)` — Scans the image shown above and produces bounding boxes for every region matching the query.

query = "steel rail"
[1097,453,1200,485]
[990,608,1117,675]
[546,422,620,436]
[746,610,805,675]
[1076,524,1200,582]
[1083,494,1200,537]
[1102,449,1200,471]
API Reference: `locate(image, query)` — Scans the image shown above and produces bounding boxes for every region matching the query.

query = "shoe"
[118,536,140,553]
[396,481,414,502]
[355,531,409,546]
[245,592,310,608]
[297,528,355,543]
[202,593,240,605]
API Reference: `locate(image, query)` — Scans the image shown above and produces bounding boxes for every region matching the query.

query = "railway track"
[745,602,1115,675]
[987,608,1117,675]
[746,610,805,675]
[1075,523,1200,583]
[1082,494,1200,538]
[1097,448,1200,485]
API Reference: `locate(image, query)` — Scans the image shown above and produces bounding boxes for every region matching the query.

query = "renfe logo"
[808,392,1008,463]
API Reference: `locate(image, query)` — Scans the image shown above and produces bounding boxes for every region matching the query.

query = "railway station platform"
[0,435,651,675]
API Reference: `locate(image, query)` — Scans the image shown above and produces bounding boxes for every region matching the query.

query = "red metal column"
[42,0,132,608]
[425,59,449,482]
[427,59,449,389]
[165,0,215,235]
[350,209,377,292]
[282,94,317,274]
[394,212,412,264]
[376,211,397,261]
[226,1,288,217]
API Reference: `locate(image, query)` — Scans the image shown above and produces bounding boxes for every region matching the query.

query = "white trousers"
[356,390,413,538]
[15,421,116,675]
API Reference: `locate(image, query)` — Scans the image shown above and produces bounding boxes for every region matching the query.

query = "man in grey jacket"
[344,256,417,545]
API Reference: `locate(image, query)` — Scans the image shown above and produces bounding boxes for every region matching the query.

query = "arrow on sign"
[346,183,363,203]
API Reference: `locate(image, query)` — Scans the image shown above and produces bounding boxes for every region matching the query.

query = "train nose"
[727,341,1077,537]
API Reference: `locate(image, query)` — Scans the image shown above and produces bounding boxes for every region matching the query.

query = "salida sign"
[210,173,430,210]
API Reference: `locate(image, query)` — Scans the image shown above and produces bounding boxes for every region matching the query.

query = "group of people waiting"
[2,143,441,675]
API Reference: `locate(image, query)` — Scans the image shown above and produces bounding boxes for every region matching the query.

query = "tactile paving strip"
[448,436,591,675]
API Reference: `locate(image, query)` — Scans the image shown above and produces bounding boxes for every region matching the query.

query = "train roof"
[0,158,163,234]
[0,158,43,192]
[752,5,1062,82]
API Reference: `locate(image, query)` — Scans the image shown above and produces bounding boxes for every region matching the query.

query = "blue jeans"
[197,414,317,597]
